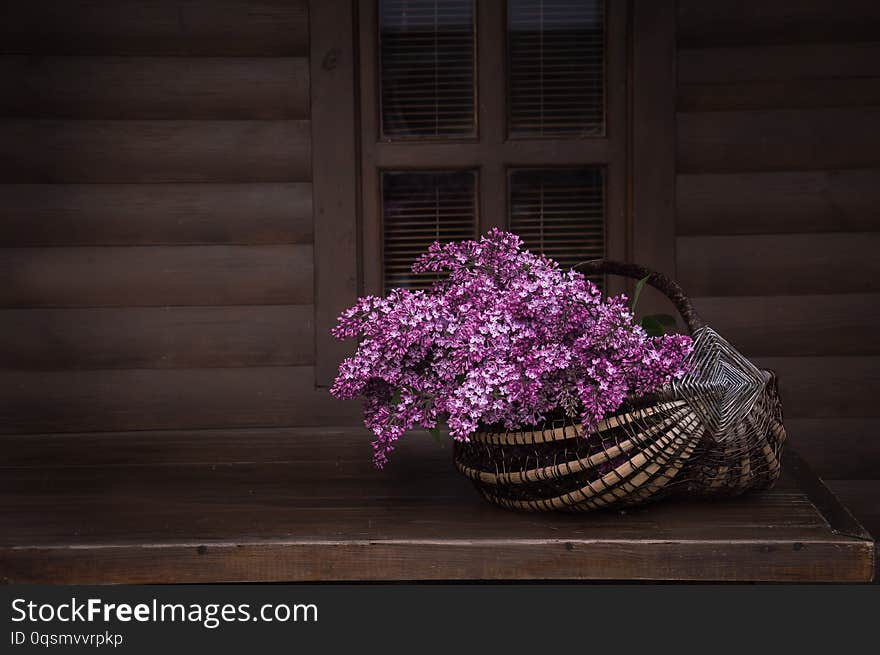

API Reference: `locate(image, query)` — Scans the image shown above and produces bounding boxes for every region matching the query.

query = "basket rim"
[471,400,688,445]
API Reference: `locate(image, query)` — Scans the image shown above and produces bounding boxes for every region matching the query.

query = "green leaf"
[427,426,442,444]
[391,389,402,406]
[630,275,650,312]
[651,313,677,328]
[640,315,665,337]
[640,313,678,337]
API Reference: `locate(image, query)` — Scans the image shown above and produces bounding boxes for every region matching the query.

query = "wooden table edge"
[1,535,873,584]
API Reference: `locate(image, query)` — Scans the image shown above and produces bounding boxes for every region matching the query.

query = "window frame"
[312,0,361,387]
[358,0,629,297]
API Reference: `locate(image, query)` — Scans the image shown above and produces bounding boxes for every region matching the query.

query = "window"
[379,0,476,139]
[381,170,478,289]
[359,0,628,295]
[509,167,605,280]
[507,0,605,137]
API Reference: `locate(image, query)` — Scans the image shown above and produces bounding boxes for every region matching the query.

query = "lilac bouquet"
[330,229,692,467]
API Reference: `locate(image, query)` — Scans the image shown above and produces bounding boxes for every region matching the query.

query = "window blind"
[379,0,476,139]
[382,170,478,291]
[507,0,605,138]
[508,167,605,285]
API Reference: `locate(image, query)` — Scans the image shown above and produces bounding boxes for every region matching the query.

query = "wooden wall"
[1,1,876,485]
[675,0,880,481]
[0,1,358,439]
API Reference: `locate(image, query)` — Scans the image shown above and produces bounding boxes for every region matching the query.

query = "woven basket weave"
[453,260,786,512]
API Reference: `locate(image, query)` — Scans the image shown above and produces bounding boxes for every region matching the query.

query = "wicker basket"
[453,260,786,512]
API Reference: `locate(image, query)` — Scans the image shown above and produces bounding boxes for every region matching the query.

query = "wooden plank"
[0,120,311,182]
[677,233,880,296]
[0,56,309,119]
[677,0,880,47]
[631,0,677,316]
[311,0,360,386]
[677,108,880,174]
[0,305,314,369]
[678,42,880,84]
[753,356,880,419]
[3,538,871,584]
[678,78,880,112]
[0,0,309,56]
[692,294,880,357]
[789,419,880,480]
[0,183,312,246]
[0,439,872,582]
[0,427,386,469]
[0,367,361,434]
[676,170,880,236]
[0,245,313,307]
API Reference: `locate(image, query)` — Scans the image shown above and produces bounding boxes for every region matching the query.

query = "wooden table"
[0,428,874,583]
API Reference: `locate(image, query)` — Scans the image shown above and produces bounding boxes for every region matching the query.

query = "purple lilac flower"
[330,229,692,467]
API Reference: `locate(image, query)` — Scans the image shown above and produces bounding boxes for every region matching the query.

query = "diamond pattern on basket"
[672,326,768,445]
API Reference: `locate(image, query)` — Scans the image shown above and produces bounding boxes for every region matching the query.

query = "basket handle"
[574,259,705,335]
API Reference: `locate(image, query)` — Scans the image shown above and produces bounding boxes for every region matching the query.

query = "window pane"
[508,168,604,286]
[382,170,477,291]
[507,0,605,138]
[379,0,476,139]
